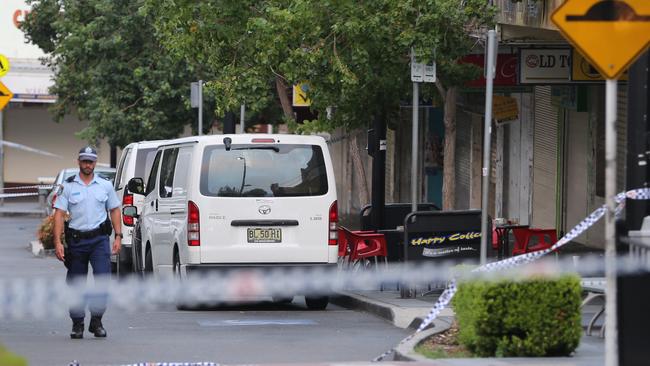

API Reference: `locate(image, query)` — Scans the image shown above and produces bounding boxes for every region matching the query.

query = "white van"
[111,140,167,274]
[125,134,338,309]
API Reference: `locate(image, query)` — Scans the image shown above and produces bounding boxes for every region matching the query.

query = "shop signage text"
[519,48,571,84]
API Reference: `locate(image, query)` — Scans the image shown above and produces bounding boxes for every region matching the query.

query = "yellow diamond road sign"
[0,54,9,78]
[552,0,650,80]
[0,81,13,111]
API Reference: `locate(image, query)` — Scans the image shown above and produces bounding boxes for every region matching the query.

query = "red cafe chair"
[512,228,557,256]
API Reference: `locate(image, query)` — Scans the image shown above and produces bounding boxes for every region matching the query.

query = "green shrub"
[0,344,27,366]
[452,275,582,357]
[37,215,66,250]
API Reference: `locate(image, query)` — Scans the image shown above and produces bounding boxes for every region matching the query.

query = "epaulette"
[65,175,76,183]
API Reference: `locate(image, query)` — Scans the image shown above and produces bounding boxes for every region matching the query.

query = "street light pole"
[480,30,497,265]
[605,78,619,366]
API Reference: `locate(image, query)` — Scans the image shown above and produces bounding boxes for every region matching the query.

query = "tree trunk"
[350,132,370,207]
[275,76,294,120]
[442,87,458,210]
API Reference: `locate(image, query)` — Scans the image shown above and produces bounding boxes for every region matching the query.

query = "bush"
[452,275,582,357]
[37,215,66,250]
[0,344,27,366]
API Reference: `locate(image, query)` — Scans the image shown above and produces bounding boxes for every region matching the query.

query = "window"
[172,148,192,197]
[134,148,157,185]
[145,150,162,196]
[200,144,328,197]
[115,148,132,189]
[159,148,179,198]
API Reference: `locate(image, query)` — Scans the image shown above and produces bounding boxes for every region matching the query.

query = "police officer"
[53,146,122,339]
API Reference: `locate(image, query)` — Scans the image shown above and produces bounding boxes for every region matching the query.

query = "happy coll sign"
[519,48,571,84]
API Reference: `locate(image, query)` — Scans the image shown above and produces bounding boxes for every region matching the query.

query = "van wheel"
[132,232,143,275]
[305,296,329,310]
[173,249,181,280]
[144,247,153,276]
[173,249,191,311]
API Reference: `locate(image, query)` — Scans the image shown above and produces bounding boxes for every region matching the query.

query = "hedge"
[452,275,582,357]
[0,345,27,366]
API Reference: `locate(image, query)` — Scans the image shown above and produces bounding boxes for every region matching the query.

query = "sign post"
[190,81,203,135]
[480,30,497,266]
[552,2,650,365]
[410,49,436,214]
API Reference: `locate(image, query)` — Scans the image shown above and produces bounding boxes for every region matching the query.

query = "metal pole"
[480,30,497,265]
[411,82,419,214]
[198,80,203,136]
[0,110,4,206]
[605,78,618,366]
[240,104,245,133]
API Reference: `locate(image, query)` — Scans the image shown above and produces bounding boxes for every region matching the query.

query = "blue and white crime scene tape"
[372,187,650,362]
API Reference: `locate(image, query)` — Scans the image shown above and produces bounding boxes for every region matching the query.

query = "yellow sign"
[552,0,650,79]
[492,96,519,124]
[292,83,311,107]
[572,49,629,82]
[0,54,9,77]
[0,81,13,111]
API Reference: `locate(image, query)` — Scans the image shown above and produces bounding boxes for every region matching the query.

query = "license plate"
[247,228,282,243]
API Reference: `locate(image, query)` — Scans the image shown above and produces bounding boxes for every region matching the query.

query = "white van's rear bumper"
[184,263,336,276]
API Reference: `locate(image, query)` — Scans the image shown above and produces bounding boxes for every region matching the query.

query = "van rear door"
[197,143,333,264]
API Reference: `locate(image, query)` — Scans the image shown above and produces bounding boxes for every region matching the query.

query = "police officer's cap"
[78,146,98,161]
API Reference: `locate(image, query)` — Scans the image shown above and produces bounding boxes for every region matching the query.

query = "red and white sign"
[463,54,518,87]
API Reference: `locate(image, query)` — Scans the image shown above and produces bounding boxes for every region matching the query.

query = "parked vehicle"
[125,134,338,309]
[110,140,168,275]
[46,167,116,216]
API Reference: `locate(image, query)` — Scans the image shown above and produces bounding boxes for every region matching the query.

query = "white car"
[46,167,116,216]
[111,140,168,274]
[125,134,338,309]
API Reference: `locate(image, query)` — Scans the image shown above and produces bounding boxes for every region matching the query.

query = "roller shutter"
[531,86,559,229]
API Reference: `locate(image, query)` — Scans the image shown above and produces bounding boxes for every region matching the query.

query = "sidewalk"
[333,288,605,365]
[0,197,46,217]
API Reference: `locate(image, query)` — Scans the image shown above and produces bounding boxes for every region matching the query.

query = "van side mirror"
[127,178,145,195]
[123,205,138,218]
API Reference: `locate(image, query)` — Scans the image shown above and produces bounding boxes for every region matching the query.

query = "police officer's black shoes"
[70,322,84,339]
[88,316,107,338]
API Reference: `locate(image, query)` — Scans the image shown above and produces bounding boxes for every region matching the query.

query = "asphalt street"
[0,216,409,366]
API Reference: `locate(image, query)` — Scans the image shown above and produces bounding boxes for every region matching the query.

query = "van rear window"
[200,144,328,197]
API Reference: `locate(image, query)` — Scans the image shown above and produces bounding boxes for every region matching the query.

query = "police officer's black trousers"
[66,235,111,322]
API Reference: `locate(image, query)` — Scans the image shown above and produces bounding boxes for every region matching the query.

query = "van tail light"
[51,194,57,208]
[188,200,200,246]
[122,193,134,226]
[328,201,338,246]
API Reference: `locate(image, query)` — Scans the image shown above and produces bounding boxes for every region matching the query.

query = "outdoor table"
[494,224,529,259]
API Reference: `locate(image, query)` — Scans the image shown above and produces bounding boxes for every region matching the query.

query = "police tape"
[69,362,218,366]
[0,184,54,191]
[371,187,650,362]
[0,254,648,321]
[0,192,40,199]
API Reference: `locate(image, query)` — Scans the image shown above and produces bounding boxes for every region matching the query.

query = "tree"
[147,0,494,209]
[261,0,494,209]
[21,0,203,148]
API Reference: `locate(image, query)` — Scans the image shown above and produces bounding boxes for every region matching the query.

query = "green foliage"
[37,214,68,249]
[0,345,27,366]
[21,0,203,147]
[452,276,582,357]
[145,0,495,132]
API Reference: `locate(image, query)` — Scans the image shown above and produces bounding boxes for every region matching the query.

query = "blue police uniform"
[54,154,120,324]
